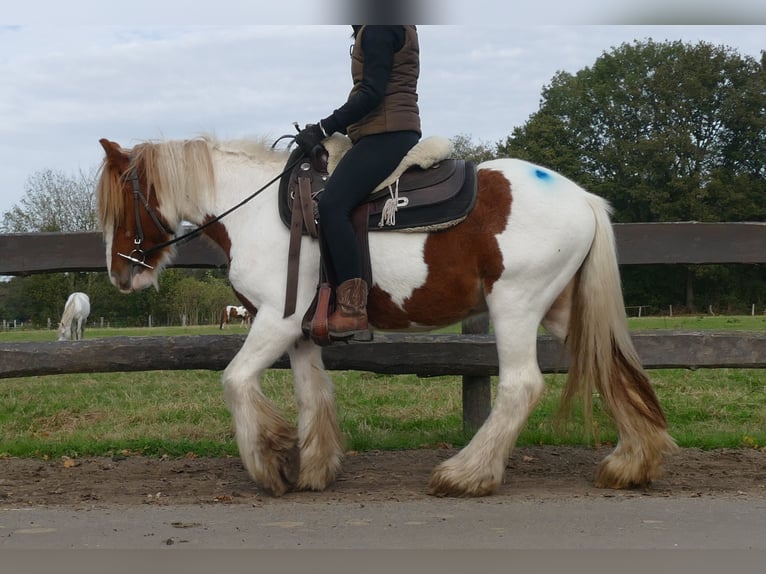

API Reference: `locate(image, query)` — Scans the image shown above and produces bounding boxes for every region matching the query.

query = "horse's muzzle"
[109,263,136,293]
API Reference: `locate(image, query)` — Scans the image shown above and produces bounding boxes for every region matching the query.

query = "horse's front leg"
[289,337,344,490]
[429,313,544,497]
[222,309,302,496]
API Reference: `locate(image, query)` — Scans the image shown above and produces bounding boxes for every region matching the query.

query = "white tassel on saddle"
[379,179,400,227]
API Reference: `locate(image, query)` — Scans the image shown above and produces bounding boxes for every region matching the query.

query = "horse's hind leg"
[222,310,301,496]
[541,279,573,341]
[429,309,545,497]
[289,337,344,490]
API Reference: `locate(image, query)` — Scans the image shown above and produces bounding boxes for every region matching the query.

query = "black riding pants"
[318,130,420,284]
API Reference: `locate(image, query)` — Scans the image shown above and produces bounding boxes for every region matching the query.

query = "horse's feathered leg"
[289,337,344,490]
[222,307,302,496]
[429,307,545,497]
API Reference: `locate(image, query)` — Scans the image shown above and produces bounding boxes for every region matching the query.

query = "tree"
[449,134,499,164]
[165,273,232,326]
[499,40,766,312]
[1,168,98,232]
[500,40,765,224]
[1,167,100,326]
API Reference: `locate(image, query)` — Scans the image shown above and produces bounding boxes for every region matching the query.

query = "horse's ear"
[99,138,129,164]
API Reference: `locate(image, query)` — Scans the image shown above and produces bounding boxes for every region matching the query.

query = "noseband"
[117,168,176,270]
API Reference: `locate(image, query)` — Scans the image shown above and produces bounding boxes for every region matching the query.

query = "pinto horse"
[220,305,252,329]
[58,292,91,341]
[96,135,676,497]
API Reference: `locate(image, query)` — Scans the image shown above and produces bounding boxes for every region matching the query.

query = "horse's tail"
[219,307,227,329]
[561,193,677,487]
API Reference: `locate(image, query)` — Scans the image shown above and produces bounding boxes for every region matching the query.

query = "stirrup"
[351,330,373,342]
[329,328,373,343]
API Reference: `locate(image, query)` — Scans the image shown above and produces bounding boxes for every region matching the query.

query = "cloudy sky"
[1,5,764,217]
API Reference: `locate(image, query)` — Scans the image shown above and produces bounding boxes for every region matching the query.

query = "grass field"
[1,315,764,458]
[2,313,766,342]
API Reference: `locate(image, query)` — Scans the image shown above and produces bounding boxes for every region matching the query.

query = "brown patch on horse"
[367,288,413,329]
[198,219,257,318]
[200,217,232,261]
[368,169,512,329]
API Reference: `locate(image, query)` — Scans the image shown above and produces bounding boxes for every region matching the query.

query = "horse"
[220,305,252,329]
[57,292,91,341]
[96,135,677,497]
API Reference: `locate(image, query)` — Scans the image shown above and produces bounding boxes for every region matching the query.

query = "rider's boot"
[328,278,369,339]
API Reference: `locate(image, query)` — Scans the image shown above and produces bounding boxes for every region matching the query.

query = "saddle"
[277,136,477,344]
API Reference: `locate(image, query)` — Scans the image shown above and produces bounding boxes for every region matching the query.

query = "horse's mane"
[97,135,288,231]
[59,297,76,328]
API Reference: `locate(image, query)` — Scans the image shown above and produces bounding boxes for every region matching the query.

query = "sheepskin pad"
[323,134,454,193]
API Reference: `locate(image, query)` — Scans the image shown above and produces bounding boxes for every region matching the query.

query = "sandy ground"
[2,446,765,508]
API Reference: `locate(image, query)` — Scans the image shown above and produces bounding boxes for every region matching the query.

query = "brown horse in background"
[220,305,252,329]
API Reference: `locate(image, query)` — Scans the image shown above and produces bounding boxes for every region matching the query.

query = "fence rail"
[2,331,765,380]
[2,223,765,276]
[2,224,764,430]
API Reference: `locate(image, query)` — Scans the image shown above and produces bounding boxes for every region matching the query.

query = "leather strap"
[298,176,319,239]
[284,174,309,318]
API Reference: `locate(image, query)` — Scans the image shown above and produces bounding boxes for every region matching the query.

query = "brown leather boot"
[328,278,369,338]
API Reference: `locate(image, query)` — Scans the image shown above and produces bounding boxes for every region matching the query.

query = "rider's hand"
[295,123,326,155]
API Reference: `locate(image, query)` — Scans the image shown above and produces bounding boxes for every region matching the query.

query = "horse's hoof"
[428,464,498,497]
[595,456,654,489]
[278,443,301,490]
[256,444,300,497]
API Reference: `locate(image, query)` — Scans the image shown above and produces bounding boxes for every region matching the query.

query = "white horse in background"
[58,292,91,341]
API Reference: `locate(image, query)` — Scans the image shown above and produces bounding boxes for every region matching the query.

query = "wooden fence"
[2,223,765,430]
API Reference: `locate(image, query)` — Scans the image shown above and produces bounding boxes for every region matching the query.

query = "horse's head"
[57,322,69,341]
[97,139,178,292]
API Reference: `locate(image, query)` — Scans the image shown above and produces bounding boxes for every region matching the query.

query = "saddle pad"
[367,159,477,232]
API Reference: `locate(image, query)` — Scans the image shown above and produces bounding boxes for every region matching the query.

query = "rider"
[295,25,421,338]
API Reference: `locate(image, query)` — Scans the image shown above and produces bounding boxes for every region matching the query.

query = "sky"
[1,2,764,217]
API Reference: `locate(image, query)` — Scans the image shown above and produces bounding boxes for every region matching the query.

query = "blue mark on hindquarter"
[534,168,552,181]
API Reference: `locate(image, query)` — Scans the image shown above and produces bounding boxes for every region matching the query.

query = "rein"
[118,153,303,270]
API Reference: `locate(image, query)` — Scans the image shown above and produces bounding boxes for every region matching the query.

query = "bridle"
[117,167,176,270]
[116,148,305,271]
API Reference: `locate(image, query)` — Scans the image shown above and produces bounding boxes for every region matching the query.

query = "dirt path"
[2,446,765,508]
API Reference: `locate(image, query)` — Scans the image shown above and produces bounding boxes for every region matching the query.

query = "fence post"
[461,314,492,435]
